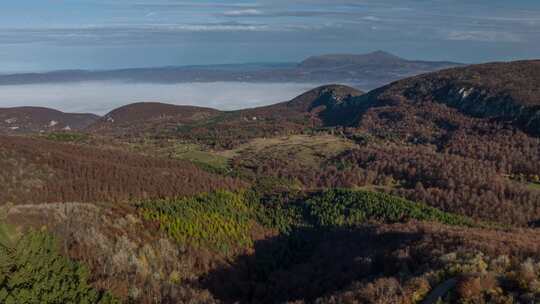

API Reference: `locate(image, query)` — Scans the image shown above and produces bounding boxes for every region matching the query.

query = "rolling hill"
[2,59,540,304]
[88,102,220,136]
[82,60,540,226]
[0,106,99,134]
[87,85,363,147]
[362,59,540,135]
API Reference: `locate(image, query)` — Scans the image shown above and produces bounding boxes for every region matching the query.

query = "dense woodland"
[0,135,245,204]
[1,60,540,303]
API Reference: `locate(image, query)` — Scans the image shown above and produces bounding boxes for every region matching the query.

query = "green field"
[227,134,356,170]
[528,182,540,191]
[169,143,230,173]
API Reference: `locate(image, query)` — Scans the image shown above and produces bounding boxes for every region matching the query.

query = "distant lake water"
[0,81,324,115]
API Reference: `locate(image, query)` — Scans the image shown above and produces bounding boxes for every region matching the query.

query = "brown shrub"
[456,275,483,300]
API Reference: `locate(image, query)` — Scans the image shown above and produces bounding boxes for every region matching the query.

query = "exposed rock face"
[286,85,363,111]
[429,85,540,135]
[284,84,365,126]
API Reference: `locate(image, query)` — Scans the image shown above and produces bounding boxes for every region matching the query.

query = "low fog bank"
[0,82,326,115]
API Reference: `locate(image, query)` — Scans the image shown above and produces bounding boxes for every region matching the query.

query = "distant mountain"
[300,51,418,69]
[0,107,99,134]
[0,51,462,90]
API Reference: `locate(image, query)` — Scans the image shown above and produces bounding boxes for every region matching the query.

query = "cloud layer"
[0,82,321,115]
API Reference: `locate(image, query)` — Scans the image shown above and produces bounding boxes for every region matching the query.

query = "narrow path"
[421,278,457,304]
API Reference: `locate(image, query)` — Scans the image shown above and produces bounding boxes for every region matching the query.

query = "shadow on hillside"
[201,226,422,303]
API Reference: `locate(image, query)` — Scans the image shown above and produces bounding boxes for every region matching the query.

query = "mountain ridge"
[0,51,463,89]
[299,50,460,70]
[5,59,540,139]
[87,85,363,143]
[361,59,540,135]
[5,59,540,138]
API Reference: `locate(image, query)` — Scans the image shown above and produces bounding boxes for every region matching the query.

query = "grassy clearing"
[232,134,353,153]
[226,134,357,185]
[122,134,354,175]
[123,139,231,173]
[168,143,230,173]
[527,182,540,191]
[43,132,90,143]
[0,222,15,249]
[228,134,356,172]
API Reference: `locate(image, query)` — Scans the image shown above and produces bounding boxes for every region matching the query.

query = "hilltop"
[0,106,98,134]
[88,102,220,136]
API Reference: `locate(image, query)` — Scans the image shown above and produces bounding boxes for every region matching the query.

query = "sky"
[1,0,540,72]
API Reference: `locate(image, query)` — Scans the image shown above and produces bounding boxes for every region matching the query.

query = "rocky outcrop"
[366,60,540,136]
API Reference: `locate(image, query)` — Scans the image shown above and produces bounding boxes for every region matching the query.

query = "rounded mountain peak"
[299,51,405,69]
[100,102,219,125]
[287,85,364,112]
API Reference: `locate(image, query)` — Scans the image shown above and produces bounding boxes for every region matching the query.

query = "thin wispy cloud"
[446,30,523,43]
[223,9,264,17]
[130,1,259,9]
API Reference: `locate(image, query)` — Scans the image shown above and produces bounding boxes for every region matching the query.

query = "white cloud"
[161,23,269,31]
[362,16,381,22]
[0,82,322,115]
[446,30,522,42]
[131,1,258,9]
[223,9,264,17]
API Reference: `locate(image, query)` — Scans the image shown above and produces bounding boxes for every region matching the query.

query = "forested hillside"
[1,59,540,303]
[0,107,98,134]
[0,135,245,204]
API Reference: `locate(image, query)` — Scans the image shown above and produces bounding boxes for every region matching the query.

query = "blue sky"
[1,0,540,72]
